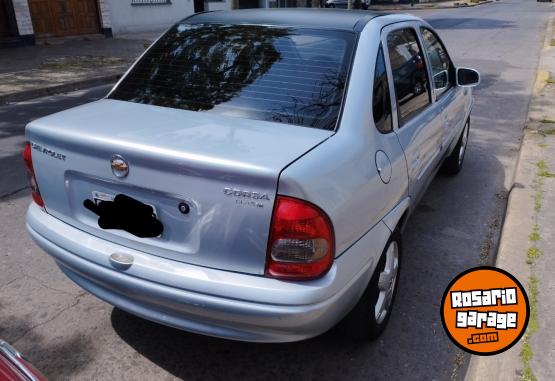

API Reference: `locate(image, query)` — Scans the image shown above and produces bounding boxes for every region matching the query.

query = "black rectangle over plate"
[84,194,163,238]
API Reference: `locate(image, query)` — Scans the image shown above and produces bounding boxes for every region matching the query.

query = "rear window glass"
[109,23,355,130]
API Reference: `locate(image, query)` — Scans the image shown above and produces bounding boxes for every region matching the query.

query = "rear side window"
[109,23,355,130]
[386,28,431,125]
[373,47,392,133]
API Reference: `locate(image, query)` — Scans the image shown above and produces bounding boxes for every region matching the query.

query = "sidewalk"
[0,31,163,104]
[465,15,555,381]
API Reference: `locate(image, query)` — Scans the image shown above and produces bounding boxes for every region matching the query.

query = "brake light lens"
[266,196,334,280]
[22,142,45,207]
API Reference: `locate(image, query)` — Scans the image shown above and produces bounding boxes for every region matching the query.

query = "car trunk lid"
[26,99,333,275]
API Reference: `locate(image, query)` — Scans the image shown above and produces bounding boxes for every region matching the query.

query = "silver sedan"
[24,9,479,343]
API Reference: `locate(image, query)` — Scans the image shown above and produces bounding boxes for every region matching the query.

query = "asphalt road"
[1,1,553,380]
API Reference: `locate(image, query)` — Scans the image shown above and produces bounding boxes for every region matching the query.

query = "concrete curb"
[463,13,554,381]
[368,0,493,11]
[0,74,120,105]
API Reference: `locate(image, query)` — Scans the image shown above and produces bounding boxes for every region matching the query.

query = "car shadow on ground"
[111,307,376,380]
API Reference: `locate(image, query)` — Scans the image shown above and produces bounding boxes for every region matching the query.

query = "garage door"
[29,0,100,37]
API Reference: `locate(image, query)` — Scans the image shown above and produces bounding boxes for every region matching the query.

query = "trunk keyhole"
[179,202,190,214]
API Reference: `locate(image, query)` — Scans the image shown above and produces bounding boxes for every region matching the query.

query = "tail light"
[22,142,45,207]
[266,196,334,280]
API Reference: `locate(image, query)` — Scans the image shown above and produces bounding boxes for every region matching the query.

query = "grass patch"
[521,276,540,381]
[529,276,539,333]
[522,347,537,381]
[542,128,555,135]
[551,39,555,47]
[521,342,535,381]
[537,160,555,178]
[529,225,541,242]
[540,118,555,124]
[526,246,543,264]
[534,179,543,212]
[41,56,126,70]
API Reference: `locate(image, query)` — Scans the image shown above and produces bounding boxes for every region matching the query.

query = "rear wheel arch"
[339,228,402,340]
[397,209,410,232]
[382,197,410,233]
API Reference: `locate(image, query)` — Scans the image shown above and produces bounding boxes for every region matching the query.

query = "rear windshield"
[109,23,355,130]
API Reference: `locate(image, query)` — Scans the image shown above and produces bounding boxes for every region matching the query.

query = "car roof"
[184,9,392,32]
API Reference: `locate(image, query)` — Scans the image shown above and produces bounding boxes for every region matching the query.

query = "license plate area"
[84,192,163,238]
[92,191,158,218]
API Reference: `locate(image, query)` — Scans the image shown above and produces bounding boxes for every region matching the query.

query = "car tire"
[441,118,469,175]
[340,229,402,341]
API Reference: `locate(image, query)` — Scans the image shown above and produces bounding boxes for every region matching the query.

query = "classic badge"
[110,155,129,178]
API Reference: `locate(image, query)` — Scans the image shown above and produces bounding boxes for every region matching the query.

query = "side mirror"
[433,70,449,91]
[456,67,480,87]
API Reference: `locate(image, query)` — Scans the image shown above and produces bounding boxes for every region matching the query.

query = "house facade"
[1,0,281,48]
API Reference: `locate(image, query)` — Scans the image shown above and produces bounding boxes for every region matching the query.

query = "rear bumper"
[26,203,390,342]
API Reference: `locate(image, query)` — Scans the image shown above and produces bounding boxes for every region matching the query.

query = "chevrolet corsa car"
[24,9,479,342]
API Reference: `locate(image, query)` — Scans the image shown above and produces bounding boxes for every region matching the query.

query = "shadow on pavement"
[428,18,515,30]
[111,307,376,381]
[0,313,94,380]
[0,85,112,199]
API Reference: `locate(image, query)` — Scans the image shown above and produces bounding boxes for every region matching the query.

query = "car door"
[419,26,467,153]
[381,23,444,203]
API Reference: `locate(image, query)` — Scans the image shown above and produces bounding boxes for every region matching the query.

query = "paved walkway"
[0,33,161,104]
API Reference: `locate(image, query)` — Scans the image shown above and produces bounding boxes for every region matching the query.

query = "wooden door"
[52,0,77,35]
[29,0,100,37]
[73,0,101,34]
[28,0,56,36]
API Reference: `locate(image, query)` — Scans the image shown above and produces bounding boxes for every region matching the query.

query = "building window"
[131,0,172,5]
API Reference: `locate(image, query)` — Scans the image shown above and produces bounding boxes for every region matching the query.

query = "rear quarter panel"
[278,21,409,257]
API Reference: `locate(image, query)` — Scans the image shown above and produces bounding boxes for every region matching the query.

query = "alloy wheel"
[374,241,399,324]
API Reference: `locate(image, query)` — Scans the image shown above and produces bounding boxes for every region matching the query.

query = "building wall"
[205,0,232,11]
[12,0,33,36]
[98,0,112,30]
[105,0,196,35]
